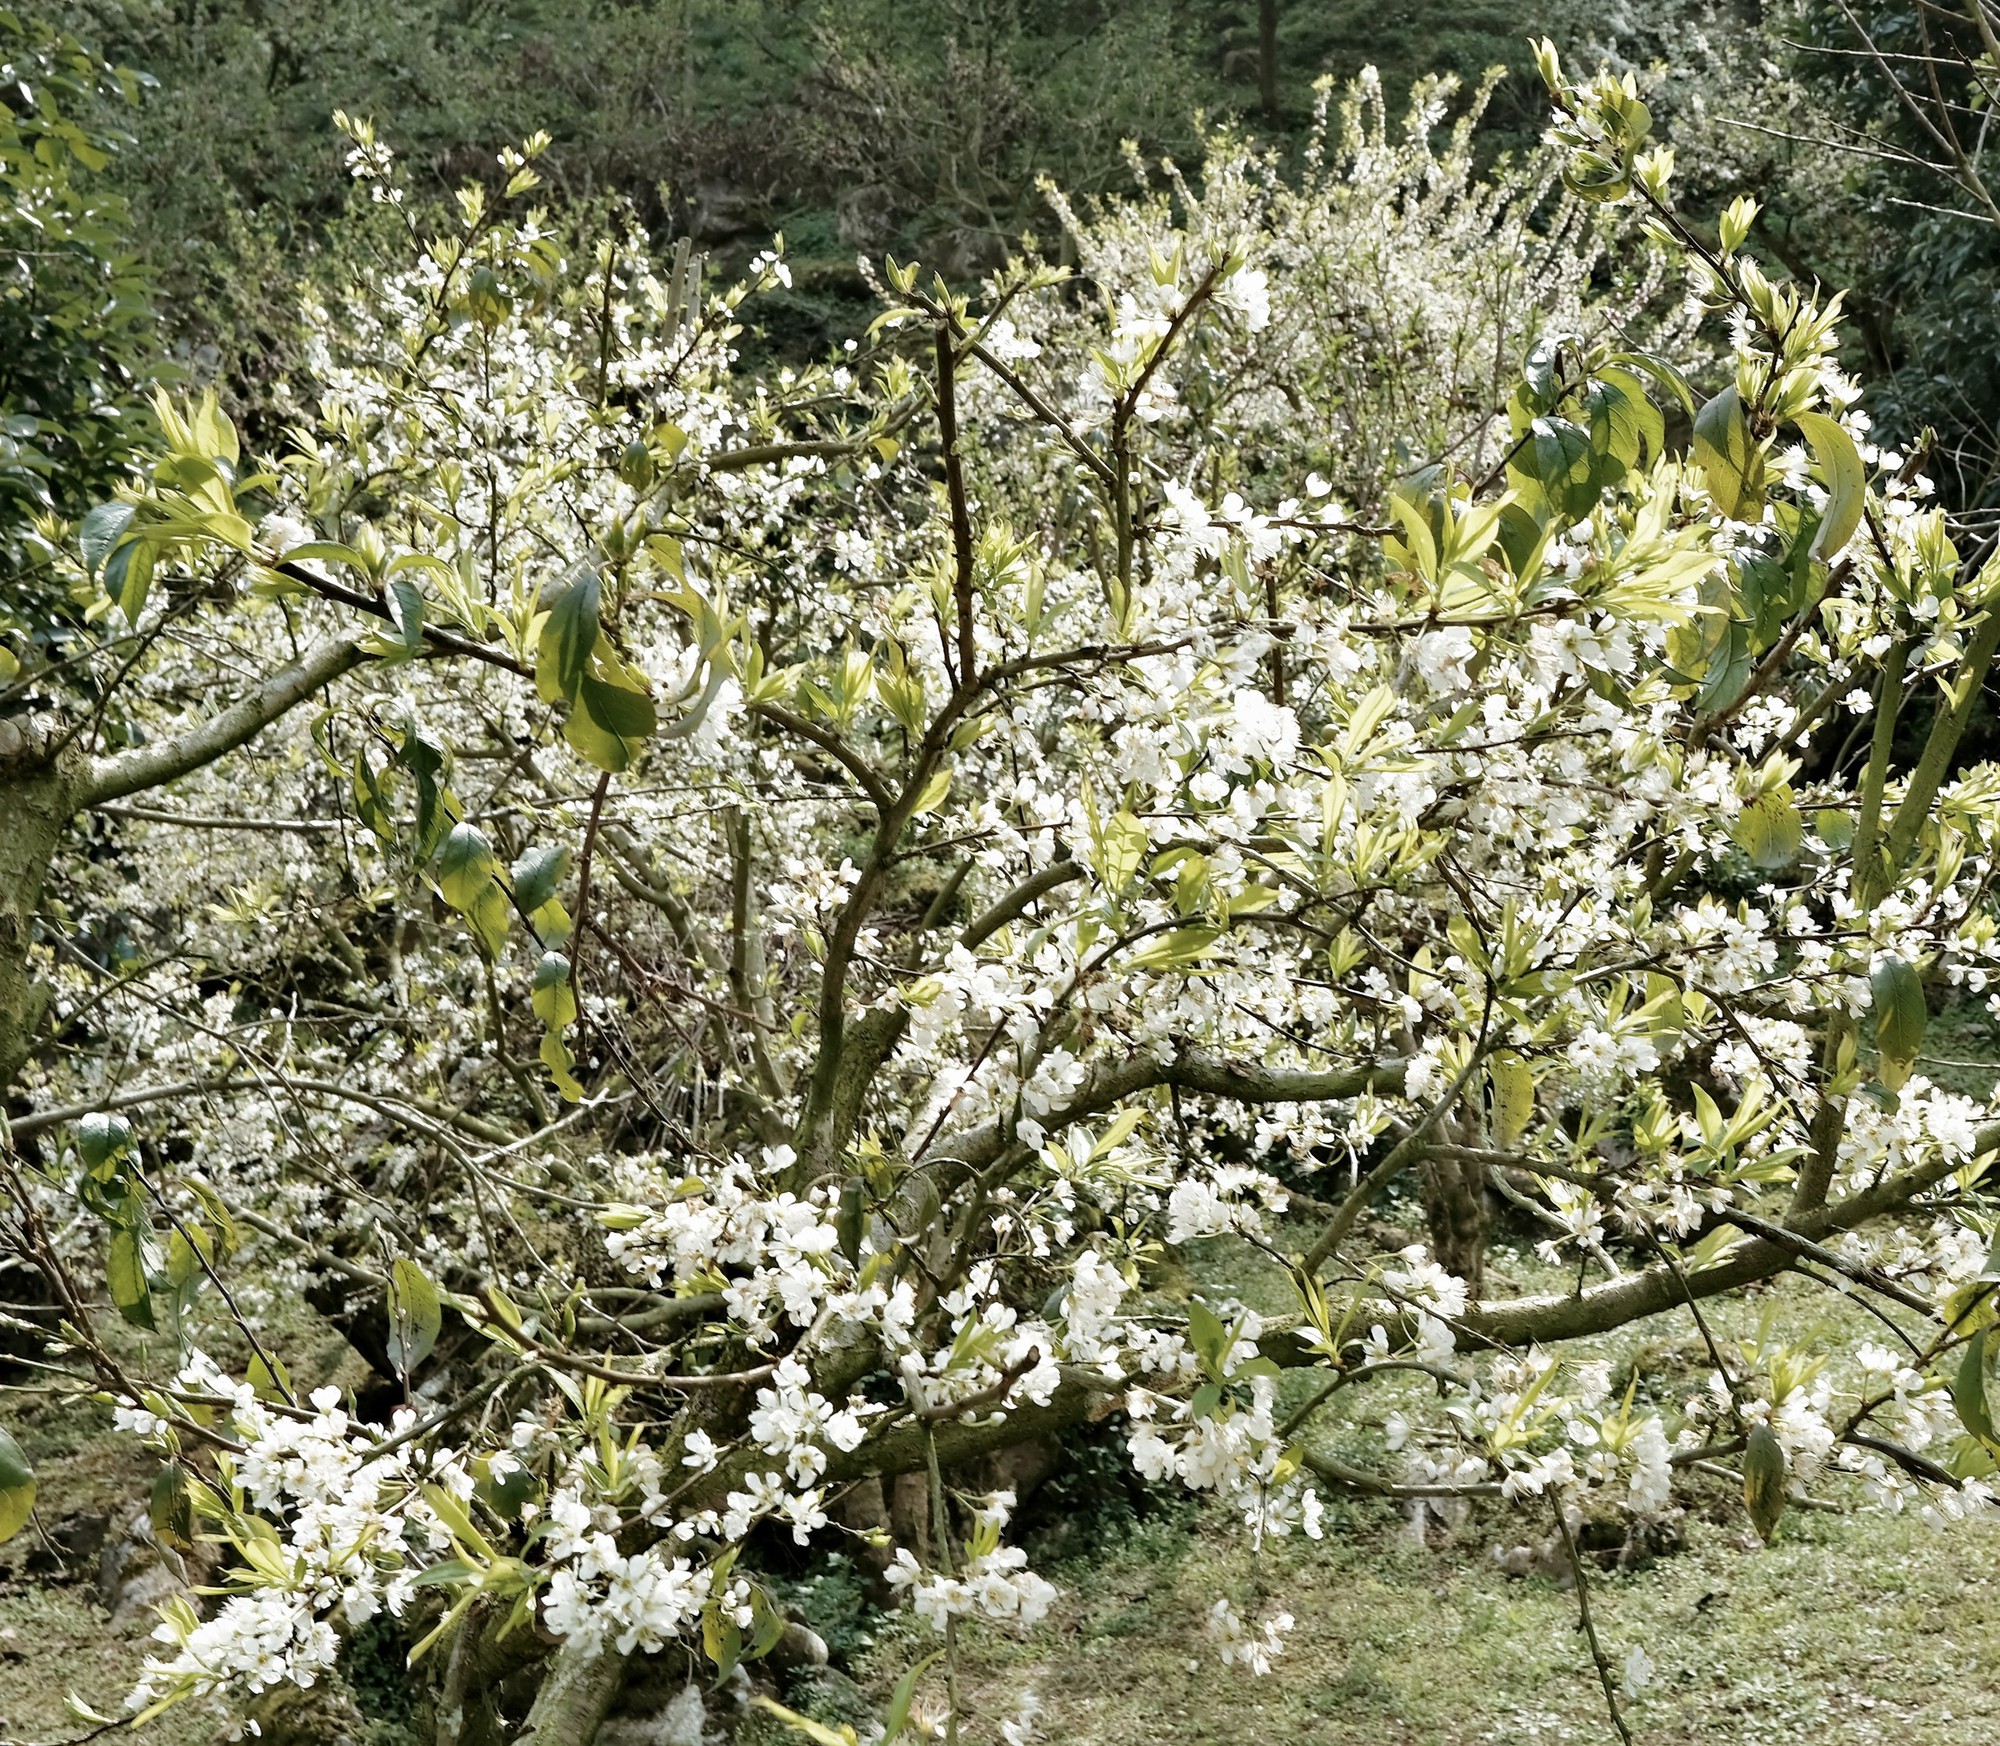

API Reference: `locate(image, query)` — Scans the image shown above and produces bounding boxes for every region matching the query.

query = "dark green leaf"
[1696,620,1753,715]
[436,823,498,911]
[510,845,571,914]
[101,534,153,621]
[537,569,601,704]
[1953,1327,1995,1448]
[1693,386,1765,520]
[107,1226,155,1330]
[149,1461,195,1552]
[76,1111,132,1169]
[78,501,134,577]
[835,1177,865,1267]
[1523,416,1598,522]
[577,674,657,740]
[1742,1422,1787,1542]
[1871,956,1928,1090]
[383,577,425,658]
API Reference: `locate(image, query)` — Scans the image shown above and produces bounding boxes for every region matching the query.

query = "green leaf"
[150,1461,195,1553]
[577,673,657,739]
[1793,410,1865,562]
[835,1177,865,1267]
[1524,416,1598,522]
[79,501,135,578]
[1185,1299,1229,1378]
[1693,386,1765,520]
[1696,620,1753,715]
[76,1111,133,1169]
[395,726,454,861]
[1742,1423,1787,1542]
[563,673,657,772]
[1608,348,1696,414]
[382,577,425,659]
[1127,925,1222,971]
[387,1257,443,1377]
[1732,789,1803,870]
[1093,809,1148,893]
[107,1226,156,1330]
[102,534,154,622]
[537,569,601,704]
[511,845,571,914]
[436,823,497,910]
[280,541,370,572]
[1594,368,1665,466]
[166,1224,212,1289]
[0,1426,35,1544]
[475,1457,538,1521]
[540,1029,585,1102]
[1491,1054,1535,1146]
[1871,956,1927,1091]
[747,1697,856,1746]
[531,953,578,1028]
[881,1651,944,1744]
[1953,1328,1995,1448]
[435,823,509,955]
[247,1350,292,1403]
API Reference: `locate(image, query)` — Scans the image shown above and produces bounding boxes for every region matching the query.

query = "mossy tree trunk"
[0,718,83,1096]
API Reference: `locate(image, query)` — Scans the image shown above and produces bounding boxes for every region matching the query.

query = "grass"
[804,1177,2000,1746]
[913,1497,2000,1746]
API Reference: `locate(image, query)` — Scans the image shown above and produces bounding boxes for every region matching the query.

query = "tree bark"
[512,1642,627,1746]
[1417,1148,1488,1300]
[0,716,84,1094]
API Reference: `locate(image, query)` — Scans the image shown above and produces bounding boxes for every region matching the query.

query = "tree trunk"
[512,1642,627,1746]
[0,716,83,1096]
[1418,1148,1488,1300]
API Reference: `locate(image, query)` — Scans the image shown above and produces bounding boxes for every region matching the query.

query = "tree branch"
[81,637,368,808]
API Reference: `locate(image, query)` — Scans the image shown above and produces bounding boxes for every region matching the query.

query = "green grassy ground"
[909,1493,2000,1746]
[814,1203,2000,1746]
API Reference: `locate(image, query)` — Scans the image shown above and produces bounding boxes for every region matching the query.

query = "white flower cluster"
[886,1495,1058,1633]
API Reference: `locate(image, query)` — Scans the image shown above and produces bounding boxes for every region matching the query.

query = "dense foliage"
[0,8,158,646]
[3,11,2000,1746]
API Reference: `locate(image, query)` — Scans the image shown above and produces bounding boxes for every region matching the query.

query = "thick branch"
[1466,1125,1995,1345]
[82,637,368,808]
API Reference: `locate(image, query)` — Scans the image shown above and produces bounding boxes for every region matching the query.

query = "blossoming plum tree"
[1,55,1997,1746]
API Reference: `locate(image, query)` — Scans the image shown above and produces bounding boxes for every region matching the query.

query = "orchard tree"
[0,58,1997,1746]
